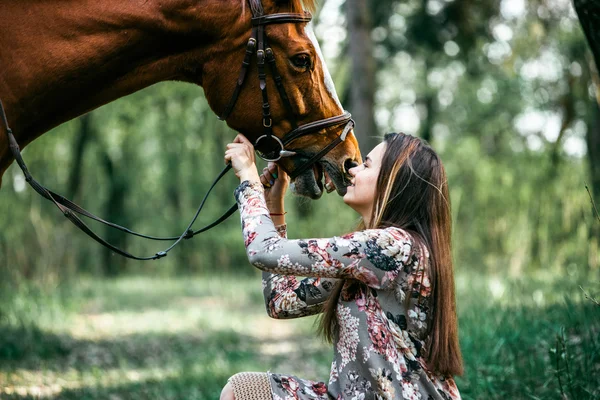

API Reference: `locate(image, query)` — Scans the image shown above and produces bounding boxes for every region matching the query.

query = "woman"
[221,132,463,400]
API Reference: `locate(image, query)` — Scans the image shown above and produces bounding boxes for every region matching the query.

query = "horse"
[0,0,361,199]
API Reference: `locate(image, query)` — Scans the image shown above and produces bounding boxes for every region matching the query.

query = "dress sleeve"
[235,181,418,292]
[261,212,339,319]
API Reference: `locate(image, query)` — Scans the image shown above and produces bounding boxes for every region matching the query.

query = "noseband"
[218,6,354,179]
[0,1,355,260]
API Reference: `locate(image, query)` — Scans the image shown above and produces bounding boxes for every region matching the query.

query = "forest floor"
[0,272,598,399]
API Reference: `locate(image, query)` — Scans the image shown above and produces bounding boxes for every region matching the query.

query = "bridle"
[219,5,354,180]
[0,0,355,260]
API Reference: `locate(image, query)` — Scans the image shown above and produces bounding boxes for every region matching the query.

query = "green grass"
[455,274,600,399]
[0,272,598,399]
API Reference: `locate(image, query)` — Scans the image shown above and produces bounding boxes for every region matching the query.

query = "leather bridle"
[0,1,355,260]
[220,7,354,180]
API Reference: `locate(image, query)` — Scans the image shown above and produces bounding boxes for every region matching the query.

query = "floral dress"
[235,181,461,400]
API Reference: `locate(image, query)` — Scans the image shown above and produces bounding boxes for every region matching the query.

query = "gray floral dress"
[235,181,461,400]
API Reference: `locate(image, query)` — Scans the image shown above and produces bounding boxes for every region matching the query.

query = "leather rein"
[0,3,354,261]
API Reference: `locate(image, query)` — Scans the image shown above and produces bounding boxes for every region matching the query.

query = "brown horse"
[0,0,361,198]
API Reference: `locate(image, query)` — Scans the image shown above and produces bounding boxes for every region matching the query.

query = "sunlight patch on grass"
[2,366,180,397]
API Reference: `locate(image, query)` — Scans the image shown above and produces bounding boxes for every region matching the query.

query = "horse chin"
[290,162,349,199]
[291,166,324,199]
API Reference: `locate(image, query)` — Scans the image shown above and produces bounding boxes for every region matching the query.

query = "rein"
[0,1,354,261]
[0,99,236,260]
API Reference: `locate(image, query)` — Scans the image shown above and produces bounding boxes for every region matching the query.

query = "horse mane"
[245,0,317,16]
[289,0,317,13]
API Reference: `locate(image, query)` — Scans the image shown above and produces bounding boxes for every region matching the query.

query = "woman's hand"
[260,162,290,213]
[224,134,261,183]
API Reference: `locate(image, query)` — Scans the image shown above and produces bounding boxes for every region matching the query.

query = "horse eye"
[291,54,311,69]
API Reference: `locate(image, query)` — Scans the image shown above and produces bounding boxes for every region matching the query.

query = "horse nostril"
[344,158,359,173]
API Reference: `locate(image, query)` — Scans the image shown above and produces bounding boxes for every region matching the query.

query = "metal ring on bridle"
[255,134,285,162]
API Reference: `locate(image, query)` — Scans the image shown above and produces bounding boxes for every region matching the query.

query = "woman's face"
[343,142,386,218]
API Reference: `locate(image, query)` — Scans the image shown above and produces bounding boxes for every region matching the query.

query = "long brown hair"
[317,132,463,377]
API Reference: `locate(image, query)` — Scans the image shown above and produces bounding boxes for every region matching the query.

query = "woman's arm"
[262,223,339,319]
[236,181,421,292]
[263,273,338,319]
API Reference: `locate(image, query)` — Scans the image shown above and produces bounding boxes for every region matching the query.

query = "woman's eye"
[291,54,311,69]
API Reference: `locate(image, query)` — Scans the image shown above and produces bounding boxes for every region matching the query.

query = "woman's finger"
[261,167,274,182]
[267,162,279,179]
[260,174,271,188]
[234,133,253,146]
[226,143,248,150]
[224,151,232,164]
[276,164,290,182]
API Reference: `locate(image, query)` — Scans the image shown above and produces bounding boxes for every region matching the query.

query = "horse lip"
[322,161,349,196]
[292,164,323,199]
[288,157,348,198]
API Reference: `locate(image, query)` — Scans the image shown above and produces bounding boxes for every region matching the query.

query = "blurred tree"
[573,0,600,207]
[368,0,500,143]
[67,114,94,200]
[346,0,378,153]
[99,114,135,277]
[588,102,600,207]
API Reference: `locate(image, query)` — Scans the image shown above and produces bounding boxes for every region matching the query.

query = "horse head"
[200,0,362,199]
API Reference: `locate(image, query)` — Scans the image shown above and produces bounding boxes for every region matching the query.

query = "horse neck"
[0,0,248,181]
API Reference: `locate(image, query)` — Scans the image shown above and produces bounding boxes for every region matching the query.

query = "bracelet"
[269,212,287,216]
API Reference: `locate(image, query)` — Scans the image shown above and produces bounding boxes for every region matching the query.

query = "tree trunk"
[420,94,435,144]
[346,0,378,154]
[574,1,600,73]
[588,102,600,214]
[574,0,600,207]
[68,113,94,200]
[101,148,129,277]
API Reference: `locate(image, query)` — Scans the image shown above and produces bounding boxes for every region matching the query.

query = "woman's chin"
[342,192,355,209]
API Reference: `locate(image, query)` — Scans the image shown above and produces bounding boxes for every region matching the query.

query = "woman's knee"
[220,381,235,400]
[222,372,271,400]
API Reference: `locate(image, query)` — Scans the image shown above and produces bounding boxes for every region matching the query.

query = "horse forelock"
[243,0,317,16]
